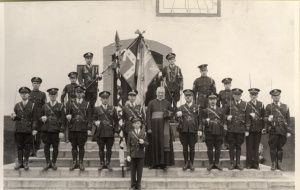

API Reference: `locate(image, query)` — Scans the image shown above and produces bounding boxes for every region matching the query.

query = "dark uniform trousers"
[246,132,261,168]
[29,90,46,155]
[84,92,98,109]
[69,131,88,161]
[265,102,291,167]
[41,132,59,163]
[130,158,144,189]
[15,133,33,163]
[93,105,118,166]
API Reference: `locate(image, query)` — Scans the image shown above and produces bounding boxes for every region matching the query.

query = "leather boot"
[23,150,30,170]
[214,150,223,171]
[79,147,85,171]
[52,146,58,170]
[98,151,105,171]
[106,151,113,171]
[43,147,52,170]
[228,149,235,170]
[207,150,214,171]
[270,150,277,171]
[70,148,78,170]
[182,151,189,171]
[277,151,283,171]
[189,151,195,171]
[14,150,24,170]
[235,150,243,170]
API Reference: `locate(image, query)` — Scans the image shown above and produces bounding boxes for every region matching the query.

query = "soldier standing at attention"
[126,116,149,190]
[245,88,265,170]
[175,89,201,171]
[217,78,233,150]
[78,52,102,108]
[66,85,92,171]
[61,72,78,106]
[193,64,216,109]
[264,89,291,171]
[159,53,183,109]
[200,93,225,171]
[224,88,248,170]
[11,87,38,170]
[121,90,144,170]
[93,91,119,171]
[29,77,47,157]
[40,88,66,170]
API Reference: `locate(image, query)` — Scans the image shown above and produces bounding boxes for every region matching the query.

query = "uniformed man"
[218,78,233,150]
[61,72,78,106]
[40,88,66,170]
[66,85,92,171]
[200,93,225,171]
[224,88,248,170]
[159,53,183,108]
[264,89,291,171]
[245,88,265,170]
[175,89,201,171]
[121,90,144,170]
[29,77,47,157]
[78,52,103,108]
[11,87,38,170]
[93,91,119,171]
[193,64,216,109]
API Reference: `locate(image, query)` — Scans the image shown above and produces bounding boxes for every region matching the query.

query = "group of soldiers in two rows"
[11,52,292,176]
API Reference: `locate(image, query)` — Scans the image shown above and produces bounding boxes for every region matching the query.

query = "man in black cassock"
[145,87,175,171]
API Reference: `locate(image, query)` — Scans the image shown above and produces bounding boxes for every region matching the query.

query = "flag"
[119,38,139,89]
[136,40,160,105]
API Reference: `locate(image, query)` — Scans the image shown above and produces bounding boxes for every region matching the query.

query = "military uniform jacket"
[126,130,149,158]
[161,65,183,92]
[78,64,101,92]
[40,102,66,133]
[245,101,265,132]
[66,99,92,131]
[193,76,216,102]
[264,102,291,135]
[93,105,119,137]
[176,103,200,133]
[122,103,143,134]
[13,101,38,133]
[217,89,233,108]
[200,106,224,135]
[29,90,47,109]
[61,83,78,104]
[224,100,247,133]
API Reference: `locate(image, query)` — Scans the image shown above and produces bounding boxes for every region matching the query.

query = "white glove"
[127,156,131,162]
[206,118,210,123]
[268,115,273,121]
[32,130,37,136]
[287,133,291,137]
[250,113,255,118]
[139,139,144,144]
[59,132,64,139]
[119,130,124,138]
[95,120,101,126]
[87,130,92,135]
[11,113,16,119]
[262,129,267,134]
[198,131,202,136]
[245,132,249,136]
[176,111,183,117]
[41,116,47,122]
[227,115,232,121]
[158,72,162,78]
[66,114,72,121]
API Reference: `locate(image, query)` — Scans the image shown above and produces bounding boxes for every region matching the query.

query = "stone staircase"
[3,139,295,190]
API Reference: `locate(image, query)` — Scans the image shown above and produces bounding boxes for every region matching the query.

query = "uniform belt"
[152,112,164,119]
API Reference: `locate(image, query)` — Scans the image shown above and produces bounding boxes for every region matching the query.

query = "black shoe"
[43,162,52,170]
[98,164,105,171]
[24,162,29,170]
[52,163,57,170]
[228,162,234,170]
[70,161,78,170]
[14,163,24,170]
[161,166,167,171]
[235,164,243,170]
[215,164,223,171]
[182,162,189,171]
[277,162,283,171]
[246,165,251,169]
[207,164,214,171]
[271,162,276,171]
[189,163,195,171]
[79,162,85,171]
[148,165,158,170]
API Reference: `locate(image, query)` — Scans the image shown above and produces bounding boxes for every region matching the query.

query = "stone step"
[17,157,247,168]
[4,177,295,189]
[58,141,208,150]
[3,164,283,179]
[36,149,229,159]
